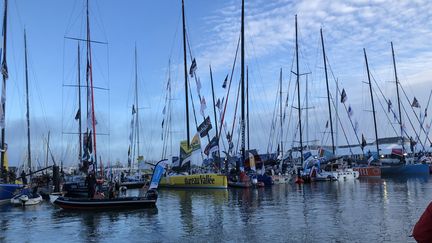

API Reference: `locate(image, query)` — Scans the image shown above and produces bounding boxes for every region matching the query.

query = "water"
[1,176,431,242]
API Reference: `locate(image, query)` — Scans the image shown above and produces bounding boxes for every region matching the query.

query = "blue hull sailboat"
[0,184,22,204]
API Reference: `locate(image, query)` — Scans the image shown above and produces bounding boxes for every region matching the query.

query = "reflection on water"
[1,176,430,242]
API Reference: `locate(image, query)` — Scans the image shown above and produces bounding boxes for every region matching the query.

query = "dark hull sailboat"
[51,192,157,211]
[51,160,166,211]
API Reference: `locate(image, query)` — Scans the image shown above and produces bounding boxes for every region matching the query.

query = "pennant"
[325,120,329,128]
[387,99,392,113]
[222,74,228,88]
[411,97,420,108]
[189,58,197,78]
[74,109,81,120]
[200,97,207,116]
[425,108,428,118]
[215,98,221,110]
[340,88,347,103]
[348,105,353,117]
[204,136,219,156]
[393,111,398,122]
[161,119,164,128]
[361,134,367,149]
[196,77,202,95]
[197,116,212,138]
[132,105,136,115]
[162,105,166,115]
[354,121,359,133]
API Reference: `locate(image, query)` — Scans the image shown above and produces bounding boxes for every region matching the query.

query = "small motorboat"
[11,187,43,206]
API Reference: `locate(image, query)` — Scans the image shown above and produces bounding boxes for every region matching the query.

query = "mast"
[320,28,335,155]
[391,42,403,150]
[240,0,245,166]
[181,0,190,147]
[247,66,250,151]
[45,131,50,167]
[0,0,8,171]
[134,45,140,165]
[86,0,97,172]
[209,65,220,157]
[364,48,380,158]
[279,68,283,159]
[77,43,82,164]
[295,15,304,165]
[24,30,31,174]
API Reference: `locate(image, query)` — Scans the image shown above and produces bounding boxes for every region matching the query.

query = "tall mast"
[209,65,220,157]
[86,0,97,172]
[246,66,250,151]
[134,45,140,162]
[24,30,31,173]
[391,42,403,150]
[0,0,8,171]
[240,0,245,165]
[77,43,82,164]
[181,0,190,147]
[279,68,283,159]
[320,28,335,155]
[364,48,379,158]
[295,15,304,165]
[45,131,50,167]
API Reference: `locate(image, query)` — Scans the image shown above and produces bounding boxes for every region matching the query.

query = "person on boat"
[21,170,27,185]
[85,173,96,198]
[412,201,432,242]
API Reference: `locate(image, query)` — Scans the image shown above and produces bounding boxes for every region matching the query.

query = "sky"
[3,0,432,168]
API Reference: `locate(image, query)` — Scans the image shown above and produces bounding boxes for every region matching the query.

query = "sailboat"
[376,43,429,176]
[158,0,227,189]
[10,30,43,206]
[120,46,148,189]
[0,0,24,204]
[60,0,109,197]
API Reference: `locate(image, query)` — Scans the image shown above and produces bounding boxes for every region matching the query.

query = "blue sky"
[3,0,432,168]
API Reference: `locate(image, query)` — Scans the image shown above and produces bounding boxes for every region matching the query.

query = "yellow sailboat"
[159,0,227,189]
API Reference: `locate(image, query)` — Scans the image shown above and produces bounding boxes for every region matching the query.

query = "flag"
[197,116,212,138]
[74,109,81,120]
[340,88,347,103]
[393,111,398,122]
[325,120,329,128]
[425,108,428,118]
[204,136,219,156]
[162,105,166,115]
[148,160,166,190]
[361,134,367,149]
[248,152,256,172]
[348,105,353,117]
[222,74,228,88]
[200,97,207,116]
[189,58,197,78]
[132,105,136,115]
[367,156,374,166]
[196,77,202,95]
[215,98,221,110]
[127,145,131,156]
[411,97,420,108]
[387,99,392,113]
[161,119,164,128]
[354,121,359,133]
[1,59,8,80]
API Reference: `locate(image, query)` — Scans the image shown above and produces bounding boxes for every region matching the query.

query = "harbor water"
[1,176,431,242]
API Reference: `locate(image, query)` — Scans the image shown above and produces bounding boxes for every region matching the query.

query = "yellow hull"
[159,173,228,189]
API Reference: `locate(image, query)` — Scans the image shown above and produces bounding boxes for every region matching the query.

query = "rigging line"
[329,92,354,156]
[368,72,401,136]
[399,81,432,145]
[230,78,241,151]
[371,81,399,137]
[325,55,361,146]
[219,34,241,142]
